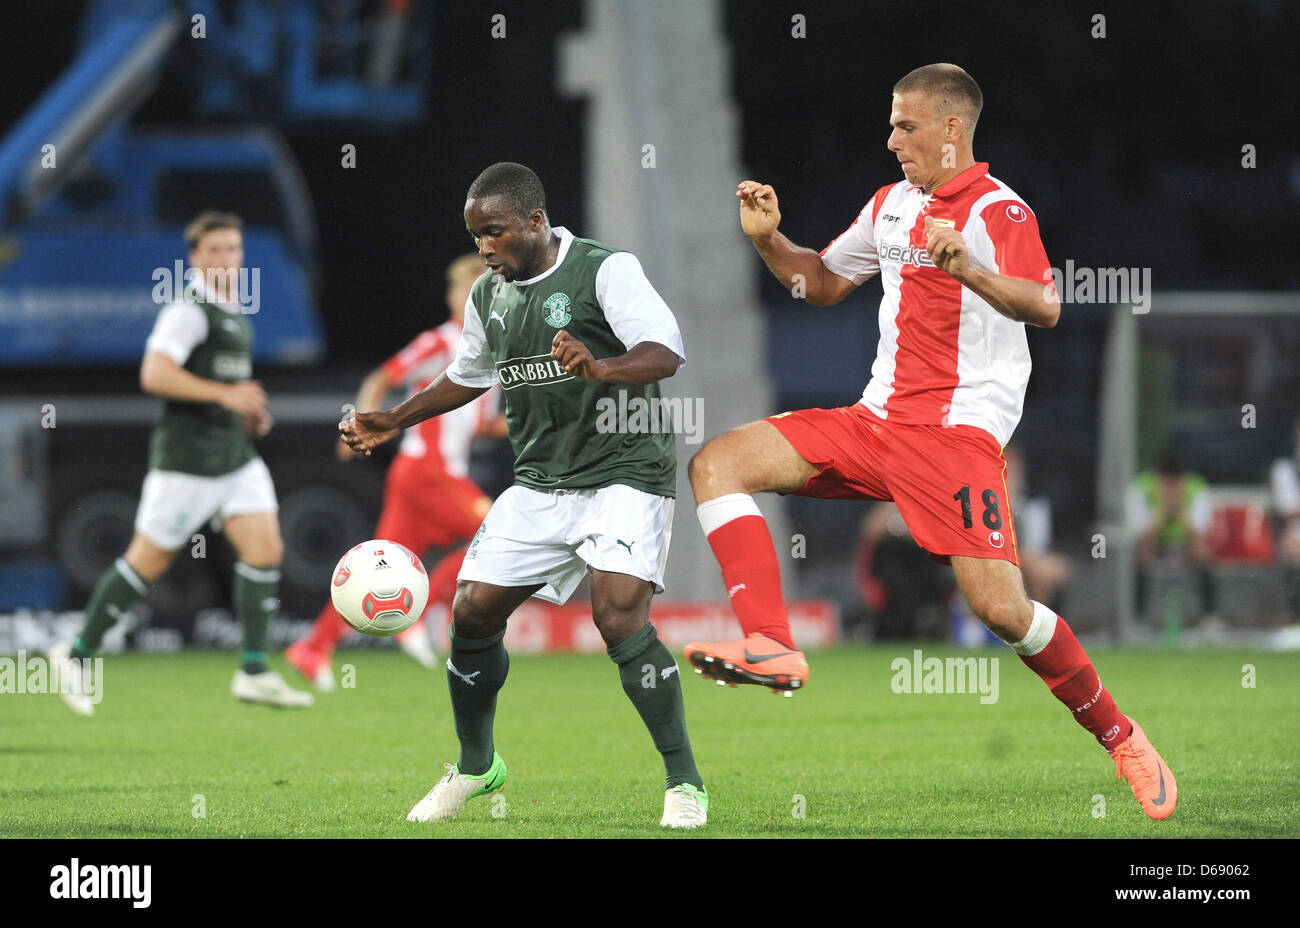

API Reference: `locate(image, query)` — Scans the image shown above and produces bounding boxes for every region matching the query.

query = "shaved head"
[892,63,983,138]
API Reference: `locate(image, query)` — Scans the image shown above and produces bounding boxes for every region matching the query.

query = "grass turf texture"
[2,647,1296,837]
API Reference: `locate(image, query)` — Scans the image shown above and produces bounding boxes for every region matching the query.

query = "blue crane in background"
[0,0,430,367]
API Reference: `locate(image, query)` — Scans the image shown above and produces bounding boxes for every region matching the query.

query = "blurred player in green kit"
[51,211,313,714]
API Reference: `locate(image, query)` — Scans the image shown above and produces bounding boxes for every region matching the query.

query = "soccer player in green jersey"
[340,162,707,828]
[50,211,313,713]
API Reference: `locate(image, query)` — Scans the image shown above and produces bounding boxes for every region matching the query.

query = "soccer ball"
[330,540,429,637]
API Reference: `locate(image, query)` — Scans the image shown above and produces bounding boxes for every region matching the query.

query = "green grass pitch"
[2,647,1296,837]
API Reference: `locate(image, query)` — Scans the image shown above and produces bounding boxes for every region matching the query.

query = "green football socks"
[446,623,510,776]
[609,623,703,791]
[233,562,279,675]
[74,558,150,658]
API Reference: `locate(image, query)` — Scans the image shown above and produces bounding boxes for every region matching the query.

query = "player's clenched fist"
[243,409,273,437]
[737,180,782,241]
[924,215,970,282]
[339,410,400,456]
[551,330,602,381]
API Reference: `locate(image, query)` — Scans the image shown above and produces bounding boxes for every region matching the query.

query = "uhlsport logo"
[542,292,572,327]
[890,648,999,704]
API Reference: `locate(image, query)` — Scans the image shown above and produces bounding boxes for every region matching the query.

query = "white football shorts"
[457,483,674,604]
[134,457,278,551]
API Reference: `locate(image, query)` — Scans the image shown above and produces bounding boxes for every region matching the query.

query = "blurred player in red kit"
[287,253,504,688]
[685,64,1177,820]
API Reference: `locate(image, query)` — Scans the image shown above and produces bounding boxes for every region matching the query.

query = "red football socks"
[698,495,796,650]
[1018,607,1132,748]
[303,601,351,654]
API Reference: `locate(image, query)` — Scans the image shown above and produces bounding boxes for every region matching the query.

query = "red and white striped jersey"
[382,321,499,476]
[820,162,1053,447]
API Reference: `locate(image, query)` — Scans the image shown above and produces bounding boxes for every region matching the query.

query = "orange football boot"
[683,634,809,695]
[285,639,330,686]
[1108,716,1177,820]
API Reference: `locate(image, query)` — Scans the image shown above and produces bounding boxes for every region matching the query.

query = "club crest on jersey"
[542,292,572,327]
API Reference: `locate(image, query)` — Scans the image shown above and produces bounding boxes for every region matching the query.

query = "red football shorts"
[766,403,1019,566]
[374,454,489,554]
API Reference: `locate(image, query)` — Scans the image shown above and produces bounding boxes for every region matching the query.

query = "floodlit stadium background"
[1,0,1297,655]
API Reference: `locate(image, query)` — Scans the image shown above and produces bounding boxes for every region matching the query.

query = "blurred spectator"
[1127,449,1219,621]
[853,502,952,640]
[1004,445,1072,613]
[1269,418,1300,620]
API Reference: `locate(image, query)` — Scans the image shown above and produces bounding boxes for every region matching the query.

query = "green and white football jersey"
[447,227,685,498]
[144,286,257,477]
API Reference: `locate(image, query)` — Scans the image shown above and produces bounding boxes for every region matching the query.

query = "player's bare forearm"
[355,368,394,413]
[750,231,849,307]
[139,352,228,404]
[591,341,682,386]
[391,372,489,429]
[958,267,1061,327]
[551,331,680,385]
[342,372,488,456]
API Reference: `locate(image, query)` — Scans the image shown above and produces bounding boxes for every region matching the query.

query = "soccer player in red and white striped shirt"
[287,253,504,688]
[685,64,1177,820]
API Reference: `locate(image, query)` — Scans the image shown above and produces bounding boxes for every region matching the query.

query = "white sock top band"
[696,493,764,536]
[1010,600,1059,656]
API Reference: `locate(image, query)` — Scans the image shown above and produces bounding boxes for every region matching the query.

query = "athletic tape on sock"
[1010,601,1059,656]
[696,493,763,536]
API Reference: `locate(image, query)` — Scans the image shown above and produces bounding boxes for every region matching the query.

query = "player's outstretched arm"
[339,372,488,456]
[551,331,680,386]
[737,180,857,307]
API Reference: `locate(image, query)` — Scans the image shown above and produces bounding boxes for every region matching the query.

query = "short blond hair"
[446,252,487,286]
[893,63,983,136]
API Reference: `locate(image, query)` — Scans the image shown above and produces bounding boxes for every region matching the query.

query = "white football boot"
[231,669,314,707]
[48,641,95,717]
[407,752,507,822]
[309,665,337,692]
[397,627,439,669]
[660,783,709,829]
